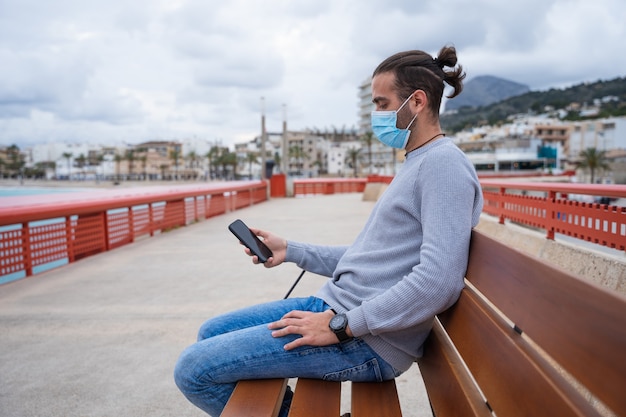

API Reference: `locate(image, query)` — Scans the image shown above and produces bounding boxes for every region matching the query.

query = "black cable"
[283,270,306,299]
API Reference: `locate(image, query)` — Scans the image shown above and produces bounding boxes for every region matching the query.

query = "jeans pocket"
[322,358,383,382]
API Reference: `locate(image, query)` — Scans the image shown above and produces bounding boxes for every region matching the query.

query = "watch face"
[330,313,347,330]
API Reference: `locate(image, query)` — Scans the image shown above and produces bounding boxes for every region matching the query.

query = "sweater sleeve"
[345,148,481,337]
[285,241,349,278]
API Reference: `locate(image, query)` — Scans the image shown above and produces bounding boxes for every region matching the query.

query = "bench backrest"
[418,230,626,417]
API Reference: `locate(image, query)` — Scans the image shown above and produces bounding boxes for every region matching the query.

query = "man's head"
[372,45,465,120]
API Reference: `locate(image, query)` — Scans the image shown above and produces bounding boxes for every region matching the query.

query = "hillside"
[445,75,529,111]
[441,76,626,133]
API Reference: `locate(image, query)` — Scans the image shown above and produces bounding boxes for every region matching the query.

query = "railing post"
[103,211,111,251]
[22,222,32,277]
[149,203,155,237]
[546,190,556,240]
[498,187,505,225]
[66,216,75,263]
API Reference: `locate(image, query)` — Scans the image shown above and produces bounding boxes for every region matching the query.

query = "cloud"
[0,0,624,148]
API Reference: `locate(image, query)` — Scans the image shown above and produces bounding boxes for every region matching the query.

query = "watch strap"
[334,327,350,342]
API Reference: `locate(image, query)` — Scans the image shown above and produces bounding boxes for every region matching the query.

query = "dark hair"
[373,45,465,117]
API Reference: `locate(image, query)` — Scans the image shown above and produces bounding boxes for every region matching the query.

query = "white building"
[357,77,373,135]
[569,117,626,157]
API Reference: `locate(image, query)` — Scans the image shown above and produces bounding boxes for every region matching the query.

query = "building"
[455,115,626,180]
[357,77,373,135]
[569,118,626,157]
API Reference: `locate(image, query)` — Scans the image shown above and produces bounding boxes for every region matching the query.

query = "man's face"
[371,72,414,129]
[371,72,400,112]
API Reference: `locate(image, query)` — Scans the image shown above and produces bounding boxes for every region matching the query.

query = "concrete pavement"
[0,193,431,417]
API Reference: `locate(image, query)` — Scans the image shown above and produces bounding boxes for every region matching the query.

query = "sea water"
[0,186,93,197]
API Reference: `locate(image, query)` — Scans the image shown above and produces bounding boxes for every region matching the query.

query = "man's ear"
[411,90,428,114]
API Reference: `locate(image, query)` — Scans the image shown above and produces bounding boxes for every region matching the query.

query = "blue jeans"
[174,296,400,416]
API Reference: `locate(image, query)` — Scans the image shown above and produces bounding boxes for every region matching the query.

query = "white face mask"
[371,96,417,149]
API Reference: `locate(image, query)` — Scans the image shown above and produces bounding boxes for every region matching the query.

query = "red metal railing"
[294,173,626,250]
[293,178,368,196]
[0,181,268,282]
[2,177,625,283]
[293,176,626,251]
[479,180,626,250]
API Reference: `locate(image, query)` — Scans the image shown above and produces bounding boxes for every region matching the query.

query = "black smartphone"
[228,219,273,263]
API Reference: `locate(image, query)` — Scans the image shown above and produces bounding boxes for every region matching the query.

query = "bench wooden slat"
[221,379,288,417]
[288,378,340,417]
[439,286,602,417]
[417,319,492,417]
[466,230,626,414]
[351,379,402,417]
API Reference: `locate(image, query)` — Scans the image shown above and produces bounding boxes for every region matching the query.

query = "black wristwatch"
[329,312,351,343]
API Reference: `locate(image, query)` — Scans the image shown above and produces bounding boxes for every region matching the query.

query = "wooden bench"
[221,230,626,416]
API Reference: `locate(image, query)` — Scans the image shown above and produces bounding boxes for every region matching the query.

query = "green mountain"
[445,75,529,111]
[441,76,626,133]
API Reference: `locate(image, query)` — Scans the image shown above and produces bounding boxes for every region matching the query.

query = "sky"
[1,0,625,149]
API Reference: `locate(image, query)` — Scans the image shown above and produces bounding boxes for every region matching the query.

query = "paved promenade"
[0,193,431,417]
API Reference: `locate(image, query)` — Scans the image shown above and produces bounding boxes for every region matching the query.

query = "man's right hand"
[247,228,287,268]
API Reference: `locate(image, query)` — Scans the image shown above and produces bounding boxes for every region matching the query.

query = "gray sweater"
[285,137,483,371]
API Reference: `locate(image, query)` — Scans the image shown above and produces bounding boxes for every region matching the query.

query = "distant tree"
[114,153,123,181]
[187,151,198,168]
[75,154,87,179]
[186,151,199,179]
[577,147,610,184]
[345,147,362,178]
[205,146,221,180]
[288,146,308,176]
[159,164,168,180]
[139,156,148,180]
[62,152,73,180]
[125,149,136,179]
[217,151,237,180]
[245,152,259,179]
[75,154,87,168]
[7,145,24,173]
[273,152,282,173]
[169,149,181,180]
[360,131,375,174]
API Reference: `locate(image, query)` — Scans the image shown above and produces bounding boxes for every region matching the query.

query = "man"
[175,45,483,417]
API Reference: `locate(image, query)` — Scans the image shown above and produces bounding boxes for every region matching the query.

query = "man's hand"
[268,310,348,350]
[245,228,287,268]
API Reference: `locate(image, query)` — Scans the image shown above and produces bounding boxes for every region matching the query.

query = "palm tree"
[217,151,238,180]
[245,152,259,179]
[114,153,123,181]
[159,164,168,180]
[138,156,146,180]
[205,146,221,180]
[75,154,87,179]
[360,131,375,174]
[7,145,25,176]
[62,152,73,180]
[273,152,282,173]
[125,149,136,179]
[577,147,610,184]
[169,149,181,180]
[288,146,308,176]
[345,147,362,178]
